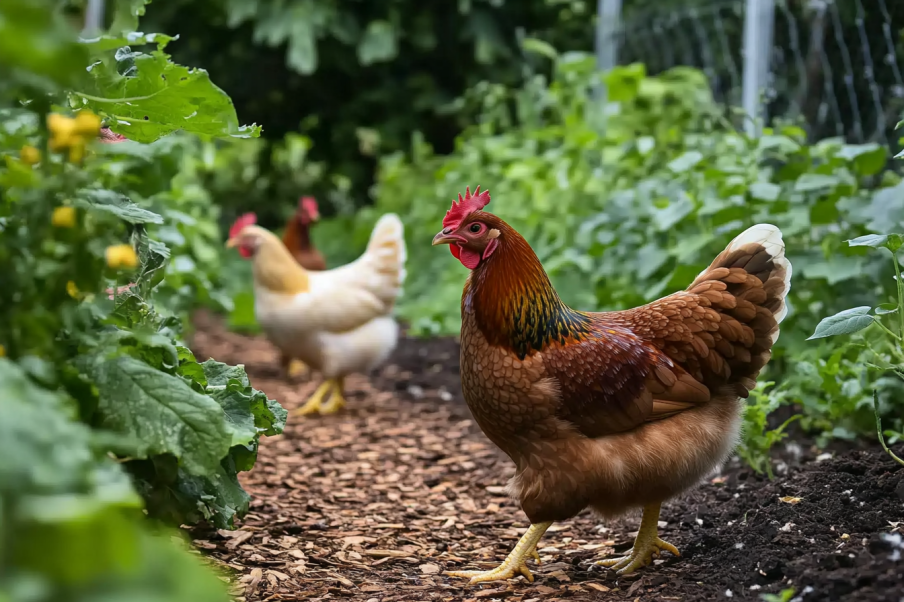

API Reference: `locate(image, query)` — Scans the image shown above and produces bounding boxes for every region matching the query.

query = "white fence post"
[742,0,776,137]
[83,0,105,35]
[595,0,623,100]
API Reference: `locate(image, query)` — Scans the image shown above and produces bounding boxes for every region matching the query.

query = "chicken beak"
[432,231,462,246]
[225,237,238,249]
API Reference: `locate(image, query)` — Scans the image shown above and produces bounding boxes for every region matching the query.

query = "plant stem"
[892,249,904,340]
[871,317,902,343]
[873,390,904,467]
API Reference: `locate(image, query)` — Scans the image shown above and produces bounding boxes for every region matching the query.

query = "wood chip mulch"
[188,313,904,602]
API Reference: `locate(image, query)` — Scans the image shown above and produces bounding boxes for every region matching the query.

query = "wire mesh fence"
[608,0,904,147]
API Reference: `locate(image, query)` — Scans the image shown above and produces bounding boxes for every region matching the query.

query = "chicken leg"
[294,381,333,416]
[446,522,551,585]
[318,377,346,414]
[293,378,346,416]
[287,359,309,379]
[596,502,680,575]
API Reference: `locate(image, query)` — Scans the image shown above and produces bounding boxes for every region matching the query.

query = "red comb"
[442,186,491,229]
[229,212,257,239]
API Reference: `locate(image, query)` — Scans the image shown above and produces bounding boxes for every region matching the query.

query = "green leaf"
[0,359,101,494]
[86,356,234,475]
[794,173,840,193]
[847,233,904,253]
[666,151,703,173]
[109,0,152,35]
[837,143,887,176]
[201,360,287,438]
[876,303,898,315]
[521,37,557,60]
[807,306,874,340]
[149,452,251,530]
[77,44,261,142]
[749,181,781,202]
[357,20,398,65]
[201,358,250,388]
[75,189,164,224]
[0,0,90,96]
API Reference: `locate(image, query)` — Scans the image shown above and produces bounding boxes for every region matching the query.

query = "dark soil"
[189,314,904,602]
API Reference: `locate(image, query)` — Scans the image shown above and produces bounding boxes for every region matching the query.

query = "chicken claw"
[294,381,333,416]
[319,381,346,415]
[596,502,680,575]
[445,522,551,585]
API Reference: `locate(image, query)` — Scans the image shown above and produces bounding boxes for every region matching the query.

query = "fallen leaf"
[419,563,441,574]
[585,583,611,592]
[779,496,802,504]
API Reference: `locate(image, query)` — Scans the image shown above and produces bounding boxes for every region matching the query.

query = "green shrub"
[0,0,281,599]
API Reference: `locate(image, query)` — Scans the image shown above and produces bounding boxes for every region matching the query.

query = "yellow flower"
[52,206,77,228]
[68,141,86,164]
[105,244,139,269]
[73,111,102,137]
[47,113,78,152]
[20,145,41,165]
[0,344,5,358]
[66,281,80,299]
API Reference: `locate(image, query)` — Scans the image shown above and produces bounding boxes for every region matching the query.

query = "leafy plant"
[0,1,280,599]
[807,231,904,462]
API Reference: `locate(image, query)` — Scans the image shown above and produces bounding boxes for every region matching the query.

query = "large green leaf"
[87,356,234,475]
[75,189,164,224]
[202,359,287,438]
[808,306,874,340]
[847,233,904,254]
[140,451,251,530]
[75,42,261,142]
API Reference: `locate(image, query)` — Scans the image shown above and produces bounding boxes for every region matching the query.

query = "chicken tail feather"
[361,213,407,307]
[684,223,792,396]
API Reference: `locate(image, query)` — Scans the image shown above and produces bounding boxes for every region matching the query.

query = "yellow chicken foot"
[596,502,680,575]
[318,377,346,415]
[293,381,333,416]
[446,522,552,585]
[287,359,309,379]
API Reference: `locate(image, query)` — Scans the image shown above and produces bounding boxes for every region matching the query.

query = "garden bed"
[189,314,904,602]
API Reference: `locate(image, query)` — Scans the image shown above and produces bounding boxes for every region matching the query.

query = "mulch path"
[188,314,904,602]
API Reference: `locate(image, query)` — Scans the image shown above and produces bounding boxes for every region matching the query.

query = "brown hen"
[432,187,792,584]
[279,196,327,379]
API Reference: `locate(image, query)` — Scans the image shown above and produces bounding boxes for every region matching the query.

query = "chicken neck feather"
[252,230,310,295]
[464,219,591,360]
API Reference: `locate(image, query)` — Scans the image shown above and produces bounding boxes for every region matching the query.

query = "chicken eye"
[469,223,482,233]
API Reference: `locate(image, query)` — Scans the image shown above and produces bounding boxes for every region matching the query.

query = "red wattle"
[458,247,481,269]
[239,247,252,259]
[450,245,461,260]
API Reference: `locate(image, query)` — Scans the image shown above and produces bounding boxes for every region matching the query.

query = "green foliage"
[136,0,595,213]
[358,51,904,461]
[0,1,281,599]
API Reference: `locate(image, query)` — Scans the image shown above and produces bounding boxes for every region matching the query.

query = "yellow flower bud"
[0,344,5,358]
[66,281,80,299]
[105,244,139,269]
[20,145,41,165]
[51,206,77,228]
[73,111,102,136]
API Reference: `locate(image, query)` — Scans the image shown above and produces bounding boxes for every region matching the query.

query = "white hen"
[227,212,406,415]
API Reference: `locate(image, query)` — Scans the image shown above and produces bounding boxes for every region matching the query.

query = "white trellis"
[595,0,776,138]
